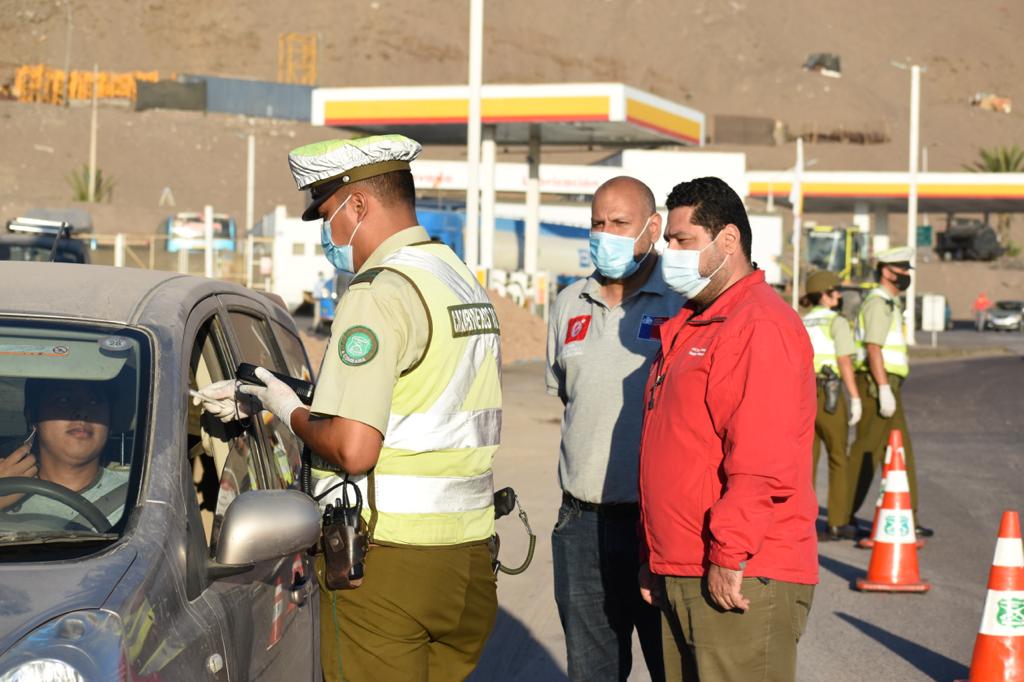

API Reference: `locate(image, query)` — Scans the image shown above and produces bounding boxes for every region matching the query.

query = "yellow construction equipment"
[277,33,317,85]
[13,65,159,104]
[805,224,870,283]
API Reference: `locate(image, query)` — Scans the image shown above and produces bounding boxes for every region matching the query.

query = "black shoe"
[831,524,860,540]
[915,524,934,538]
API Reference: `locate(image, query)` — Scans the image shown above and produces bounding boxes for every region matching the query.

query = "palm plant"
[963,145,1023,250]
[66,164,115,202]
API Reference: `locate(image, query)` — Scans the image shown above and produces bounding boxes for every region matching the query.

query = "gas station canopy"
[748,171,1024,213]
[311,83,704,146]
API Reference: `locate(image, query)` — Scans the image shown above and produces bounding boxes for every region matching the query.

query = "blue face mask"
[320,195,362,274]
[589,216,652,280]
[660,234,727,299]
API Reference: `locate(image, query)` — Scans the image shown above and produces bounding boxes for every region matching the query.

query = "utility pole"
[790,137,804,309]
[245,133,255,243]
[87,63,98,202]
[62,1,73,106]
[464,0,483,269]
[905,64,921,345]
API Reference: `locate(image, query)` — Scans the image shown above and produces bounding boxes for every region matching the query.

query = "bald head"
[594,176,656,216]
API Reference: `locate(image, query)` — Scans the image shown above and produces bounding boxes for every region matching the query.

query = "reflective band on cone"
[958,510,1024,682]
[855,441,930,593]
[858,431,924,550]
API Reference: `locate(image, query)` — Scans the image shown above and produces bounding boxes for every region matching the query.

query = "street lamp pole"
[905,64,921,345]
[790,137,804,310]
[464,0,483,270]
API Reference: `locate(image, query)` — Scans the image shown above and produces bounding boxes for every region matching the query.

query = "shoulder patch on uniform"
[339,325,379,366]
[350,268,385,287]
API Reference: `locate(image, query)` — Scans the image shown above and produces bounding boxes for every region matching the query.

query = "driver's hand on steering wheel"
[0,444,38,509]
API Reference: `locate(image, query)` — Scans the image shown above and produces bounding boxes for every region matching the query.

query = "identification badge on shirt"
[564,315,592,345]
[637,315,668,342]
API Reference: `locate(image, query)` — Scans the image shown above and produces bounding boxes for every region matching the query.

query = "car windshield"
[995,301,1022,311]
[0,322,147,544]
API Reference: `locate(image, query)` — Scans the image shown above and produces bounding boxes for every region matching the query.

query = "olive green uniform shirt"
[311,226,431,435]
[830,314,856,357]
[860,290,899,348]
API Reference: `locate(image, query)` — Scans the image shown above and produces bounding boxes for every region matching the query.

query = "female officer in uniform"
[800,270,860,541]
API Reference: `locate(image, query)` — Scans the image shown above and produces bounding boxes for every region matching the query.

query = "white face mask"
[660,234,728,299]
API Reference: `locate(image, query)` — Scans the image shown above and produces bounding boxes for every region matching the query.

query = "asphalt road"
[472,352,1024,681]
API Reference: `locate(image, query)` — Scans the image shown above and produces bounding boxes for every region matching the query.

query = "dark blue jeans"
[552,498,665,682]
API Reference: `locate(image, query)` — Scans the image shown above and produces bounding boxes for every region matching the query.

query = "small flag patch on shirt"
[565,315,592,344]
[638,315,668,341]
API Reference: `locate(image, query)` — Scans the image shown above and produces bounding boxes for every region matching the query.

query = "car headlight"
[0,611,128,682]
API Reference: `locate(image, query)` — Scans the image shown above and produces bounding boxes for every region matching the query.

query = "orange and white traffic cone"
[855,442,930,593]
[857,430,925,550]
[268,577,286,647]
[957,510,1024,682]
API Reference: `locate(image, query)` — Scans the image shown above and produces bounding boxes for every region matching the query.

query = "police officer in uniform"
[846,247,932,537]
[200,134,502,680]
[800,270,860,541]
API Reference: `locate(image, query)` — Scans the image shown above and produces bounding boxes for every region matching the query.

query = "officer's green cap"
[288,134,422,221]
[805,270,841,295]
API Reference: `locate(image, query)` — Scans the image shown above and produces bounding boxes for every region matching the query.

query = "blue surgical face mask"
[589,216,652,280]
[320,194,362,273]
[660,234,728,299]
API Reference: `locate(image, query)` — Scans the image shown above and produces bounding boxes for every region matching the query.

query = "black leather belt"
[562,492,639,517]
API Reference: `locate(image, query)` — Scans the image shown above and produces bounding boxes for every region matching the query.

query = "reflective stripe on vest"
[855,289,909,377]
[803,307,838,374]
[367,243,502,546]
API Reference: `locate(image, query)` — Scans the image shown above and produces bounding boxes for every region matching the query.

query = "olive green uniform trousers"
[846,373,918,521]
[317,543,497,682]
[812,384,850,528]
[661,576,814,682]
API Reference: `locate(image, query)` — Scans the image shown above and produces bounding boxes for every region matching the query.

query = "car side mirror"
[213,489,320,568]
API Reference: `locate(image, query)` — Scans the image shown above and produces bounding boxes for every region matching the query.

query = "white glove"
[237,367,304,433]
[877,384,897,418]
[193,379,252,423]
[848,397,863,426]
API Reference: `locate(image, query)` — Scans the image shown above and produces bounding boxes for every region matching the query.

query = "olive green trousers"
[661,576,814,682]
[846,373,918,522]
[317,543,497,682]
[812,384,850,528]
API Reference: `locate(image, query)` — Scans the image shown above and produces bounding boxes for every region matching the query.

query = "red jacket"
[638,270,819,584]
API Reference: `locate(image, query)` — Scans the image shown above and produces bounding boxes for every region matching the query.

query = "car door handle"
[290,575,312,606]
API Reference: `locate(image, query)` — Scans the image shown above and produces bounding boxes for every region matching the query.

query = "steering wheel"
[0,477,111,532]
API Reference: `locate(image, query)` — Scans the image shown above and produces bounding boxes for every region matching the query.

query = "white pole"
[524,124,541,273]
[245,234,255,288]
[114,233,125,268]
[204,204,214,278]
[87,63,98,203]
[479,125,496,269]
[905,65,920,345]
[790,138,804,309]
[464,0,483,269]
[245,133,255,244]
[62,1,72,107]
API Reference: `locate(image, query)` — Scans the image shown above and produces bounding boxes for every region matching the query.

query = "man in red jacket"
[638,177,818,682]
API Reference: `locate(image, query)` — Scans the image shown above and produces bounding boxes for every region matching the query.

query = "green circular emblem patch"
[339,325,379,366]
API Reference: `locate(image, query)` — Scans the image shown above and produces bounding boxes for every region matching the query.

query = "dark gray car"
[0,261,323,681]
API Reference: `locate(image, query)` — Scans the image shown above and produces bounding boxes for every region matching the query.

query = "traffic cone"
[857,430,925,550]
[957,510,1024,682]
[854,443,930,592]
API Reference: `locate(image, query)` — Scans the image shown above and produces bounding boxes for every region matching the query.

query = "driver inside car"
[0,378,128,526]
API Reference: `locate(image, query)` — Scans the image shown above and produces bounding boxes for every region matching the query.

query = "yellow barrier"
[12,65,159,105]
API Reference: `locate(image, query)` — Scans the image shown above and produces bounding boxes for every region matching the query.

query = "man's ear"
[646,212,663,241]
[722,224,741,255]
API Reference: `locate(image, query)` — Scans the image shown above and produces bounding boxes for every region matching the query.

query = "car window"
[272,320,315,382]
[226,311,304,491]
[0,323,147,542]
[187,317,262,554]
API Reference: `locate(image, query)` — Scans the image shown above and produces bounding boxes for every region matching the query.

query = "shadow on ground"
[471,607,568,681]
[836,612,968,681]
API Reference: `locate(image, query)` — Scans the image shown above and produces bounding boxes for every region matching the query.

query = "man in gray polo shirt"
[547,176,683,682]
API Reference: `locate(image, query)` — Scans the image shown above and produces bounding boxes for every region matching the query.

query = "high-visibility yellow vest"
[855,288,909,378]
[802,306,838,375]
[314,242,502,547]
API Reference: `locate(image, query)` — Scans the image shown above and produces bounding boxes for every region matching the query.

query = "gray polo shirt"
[546,260,684,503]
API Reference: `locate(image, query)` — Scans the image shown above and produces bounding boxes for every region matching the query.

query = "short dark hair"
[800,292,824,308]
[665,177,752,260]
[360,169,416,210]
